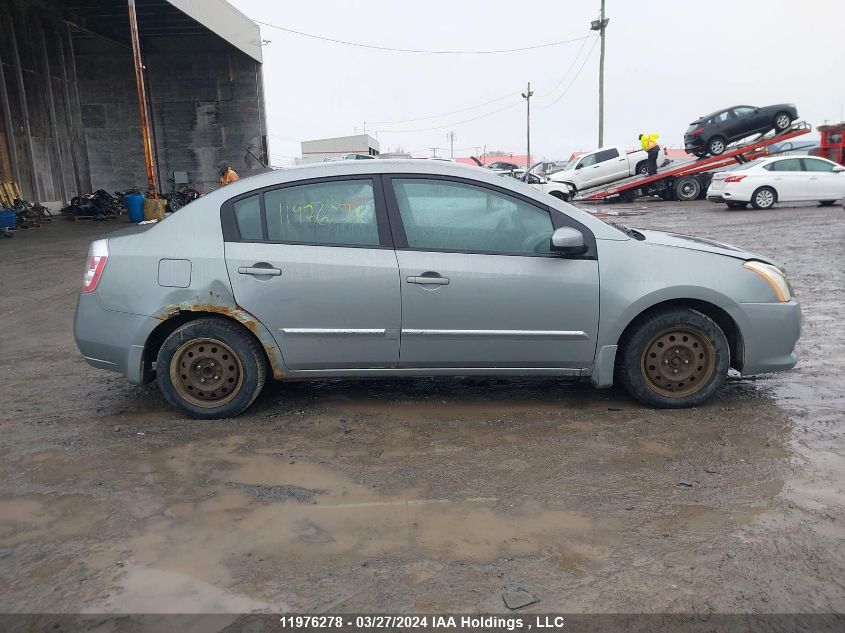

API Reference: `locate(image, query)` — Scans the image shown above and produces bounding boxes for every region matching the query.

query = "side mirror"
[575,163,583,170]
[550,227,587,255]
[833,165,845,173]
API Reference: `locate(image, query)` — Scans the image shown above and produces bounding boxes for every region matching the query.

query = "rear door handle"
[238,265,281,276]
[407,275,449,285]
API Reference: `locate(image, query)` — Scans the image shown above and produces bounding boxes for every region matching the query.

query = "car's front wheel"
[548,190,570,202]
[773,112,792,132]
[617,307,730,408]
[751,186,777,209]
[819,200,836,206]
[156,318,267,419]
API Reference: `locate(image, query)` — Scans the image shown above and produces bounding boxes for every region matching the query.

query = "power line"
[255,20,594,55]
[370,92,518,125]
[535,37,599,110]
[535,36,594,99]
[374,100,524,134]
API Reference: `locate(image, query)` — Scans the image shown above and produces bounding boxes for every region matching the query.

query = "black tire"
[635,161,648,176]
[548,190,570,202]
[674,177,701,202]
[726,201,748,209]
[751,186,777,210]
[156,317,267,419]
[773,112,792,132]
[819,200,836,206]
[707,136,727,156]
[617,307,730,409]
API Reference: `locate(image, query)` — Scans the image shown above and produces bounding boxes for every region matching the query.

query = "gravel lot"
[0,199,843,623]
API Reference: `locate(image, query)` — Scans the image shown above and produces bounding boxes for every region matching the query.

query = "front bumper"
[74,293,160,384]
[726,299,801,375]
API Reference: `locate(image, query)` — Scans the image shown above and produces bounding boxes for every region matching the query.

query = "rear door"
[223,177,401,370]
[765,158,806,201]
[801,158,843,200]
[384,176,599,369]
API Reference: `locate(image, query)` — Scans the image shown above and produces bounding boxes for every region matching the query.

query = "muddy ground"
[0,200,843,622]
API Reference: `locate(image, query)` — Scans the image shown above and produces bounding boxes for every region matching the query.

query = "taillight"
[83,239,109,292]
[693,127,704,136]
[724,175,747,183]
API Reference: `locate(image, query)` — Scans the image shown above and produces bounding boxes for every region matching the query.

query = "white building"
[299,134,380,164]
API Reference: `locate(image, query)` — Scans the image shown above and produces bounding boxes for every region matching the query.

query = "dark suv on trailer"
[685,104,798,157]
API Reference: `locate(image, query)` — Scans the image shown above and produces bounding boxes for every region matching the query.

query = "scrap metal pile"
[61,189,131,220]
[0,181,52,230]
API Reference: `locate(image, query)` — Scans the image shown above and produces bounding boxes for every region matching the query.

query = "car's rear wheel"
[707,136,727,156]
[548,190,570,202]
[819,200,836,206]
[751,186,777,209]
[617,308,730,408]
[773,112,792,132]
[156,318,266,419]
[726,201,748,209]
[674,176,701,201]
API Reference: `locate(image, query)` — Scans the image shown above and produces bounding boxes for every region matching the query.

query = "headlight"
[742,260,792,302]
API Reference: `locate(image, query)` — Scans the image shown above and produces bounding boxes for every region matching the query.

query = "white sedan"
[707,155,845,209]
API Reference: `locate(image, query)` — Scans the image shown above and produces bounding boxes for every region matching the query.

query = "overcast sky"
[230,0,845,164]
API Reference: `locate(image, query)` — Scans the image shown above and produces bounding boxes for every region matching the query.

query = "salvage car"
[707,155,845,209]
[75,161,801,418]
[547,145,669,195]
[685,104,798,157]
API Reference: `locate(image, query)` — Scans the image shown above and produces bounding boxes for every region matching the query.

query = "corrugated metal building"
[0,0,267,205]
[300,134,380,164]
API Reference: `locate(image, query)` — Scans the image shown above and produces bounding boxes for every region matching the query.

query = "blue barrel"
[125,193,145,222]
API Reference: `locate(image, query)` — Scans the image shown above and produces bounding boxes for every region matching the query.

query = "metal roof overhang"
[64,0,261,62]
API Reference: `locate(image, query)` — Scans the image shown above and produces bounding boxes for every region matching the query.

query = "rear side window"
[766,158,802,172]
[264,179,380,246]
[596,148,619,162]
[233,195,262,240]
[713,110,732,122]
[801,158,836,172]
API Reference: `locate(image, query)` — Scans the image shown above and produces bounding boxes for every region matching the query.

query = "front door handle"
[407,275,449,285]
[238,265,281,276]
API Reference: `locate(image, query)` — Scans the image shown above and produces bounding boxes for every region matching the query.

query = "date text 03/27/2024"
[277,615,568,630]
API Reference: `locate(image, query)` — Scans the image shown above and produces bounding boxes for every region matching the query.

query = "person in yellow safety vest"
[217,161,240,186]
[638,133,661,176]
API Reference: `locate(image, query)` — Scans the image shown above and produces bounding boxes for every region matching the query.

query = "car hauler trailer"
[573,123,812,203]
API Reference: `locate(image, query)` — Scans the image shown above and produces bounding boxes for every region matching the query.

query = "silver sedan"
[74,160,801,418]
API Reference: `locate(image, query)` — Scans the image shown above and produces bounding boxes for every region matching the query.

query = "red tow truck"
[573,122,812,203]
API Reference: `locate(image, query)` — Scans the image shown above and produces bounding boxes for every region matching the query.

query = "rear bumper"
[74,293,160,384]
[726,299,801,375]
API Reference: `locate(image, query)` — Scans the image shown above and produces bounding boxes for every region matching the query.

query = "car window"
[264,179,380,246]
[233,195,262,240]
[392,179,554,254]
[733,106,756,118]
[713,110,732,123]
[596,148,619,162]
[579,153,598,168]
[801,158,836,172]
[765,158,803,172]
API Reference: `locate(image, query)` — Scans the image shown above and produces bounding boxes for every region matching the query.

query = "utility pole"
[429,147,439,158]
[447,131,457,158]
[521,82,533,166]
[591,0,609,147]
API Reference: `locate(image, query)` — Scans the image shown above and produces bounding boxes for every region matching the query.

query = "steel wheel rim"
[640,328,716,398]
[756,190,774,207]
[679,181,698,198]
[776,114,790,129]
[170,338,243,408]
[710,139,725,154]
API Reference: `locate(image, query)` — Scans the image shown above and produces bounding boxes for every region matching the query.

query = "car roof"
[186,160,624,241]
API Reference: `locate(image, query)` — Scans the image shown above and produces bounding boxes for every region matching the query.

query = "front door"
[766,158,807,201]
[385,177,599,369]
[223,178,401,370]
[801,157,844,200]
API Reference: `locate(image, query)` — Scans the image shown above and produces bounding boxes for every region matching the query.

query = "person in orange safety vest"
[217,161,240,186]
[638,133,661,175]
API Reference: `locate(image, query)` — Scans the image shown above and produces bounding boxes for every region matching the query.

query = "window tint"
[392,179,554,254]
[596,148,620,162]
[768,158,802,172]
[579,153,597,167]
[733,106,756,118]
[264,180,380,246]
[233,195,262,240]
[802,158,836,172]
[713,110,732,122]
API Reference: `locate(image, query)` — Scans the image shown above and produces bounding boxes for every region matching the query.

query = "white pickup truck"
[534,145,669,197]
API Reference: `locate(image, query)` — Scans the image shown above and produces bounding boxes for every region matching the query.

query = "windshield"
[563,158,578,170]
